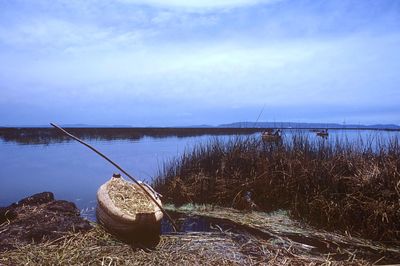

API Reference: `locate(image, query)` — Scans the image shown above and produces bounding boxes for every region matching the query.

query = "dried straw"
[107,178,155,215]
[0,220,372,265]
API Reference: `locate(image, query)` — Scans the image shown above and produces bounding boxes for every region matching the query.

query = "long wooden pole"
[50,123,178,232]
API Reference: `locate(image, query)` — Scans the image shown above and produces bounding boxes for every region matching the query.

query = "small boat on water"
[96,173,163,242]
[262,129,282,142]
[316,129,329,137]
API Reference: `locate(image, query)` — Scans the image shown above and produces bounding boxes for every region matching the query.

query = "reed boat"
[96,173,163,241]
[262,134,281,142]
[316,130,329,137]
[262,130,282,142]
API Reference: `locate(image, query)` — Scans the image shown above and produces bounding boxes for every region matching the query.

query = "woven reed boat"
[316,130,329,137]
[262,132,282,142]
[96,173,163,241]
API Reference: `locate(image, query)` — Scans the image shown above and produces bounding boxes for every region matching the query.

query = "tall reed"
[154,132,400,242]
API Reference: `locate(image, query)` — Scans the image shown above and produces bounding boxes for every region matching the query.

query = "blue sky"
[0,0,399,126]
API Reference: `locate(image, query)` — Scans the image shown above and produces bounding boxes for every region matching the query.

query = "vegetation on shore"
[0,216,378,265]
[2,201,399,264]
[154,132,400,242]
[0,127,263,145]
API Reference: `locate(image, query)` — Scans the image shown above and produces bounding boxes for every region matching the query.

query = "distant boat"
[262,129,282,142]
[96,174,163,242]
[316,129,329,137]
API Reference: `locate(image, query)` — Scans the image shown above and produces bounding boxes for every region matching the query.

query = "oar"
[50,123,178,232]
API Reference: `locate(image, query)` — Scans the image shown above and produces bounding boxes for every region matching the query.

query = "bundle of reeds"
[107,177,155,216]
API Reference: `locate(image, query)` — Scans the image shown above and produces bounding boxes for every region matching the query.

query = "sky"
[0,0,399,126]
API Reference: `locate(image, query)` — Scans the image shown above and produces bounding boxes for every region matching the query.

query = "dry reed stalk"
[107,178,154,215]
[0,222,372,265]
[154,133,400,243]
[0,224,278,265]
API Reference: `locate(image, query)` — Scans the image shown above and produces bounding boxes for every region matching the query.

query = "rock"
[0,192,92,251]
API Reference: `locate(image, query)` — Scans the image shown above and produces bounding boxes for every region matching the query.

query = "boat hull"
[96,176,163,243]
[316,132,329,137]
[262,134,282,142]
[96,205,161,242]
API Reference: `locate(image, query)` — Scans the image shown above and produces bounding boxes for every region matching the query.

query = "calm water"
[0,129,398,220]
[0,135,214,219]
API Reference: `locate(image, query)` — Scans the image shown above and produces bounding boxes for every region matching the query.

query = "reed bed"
[154,132,400,242]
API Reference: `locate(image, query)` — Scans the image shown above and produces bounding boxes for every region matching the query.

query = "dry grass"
[166,204,400,264]
[0,221,372,266]
[107,178,154,215]
[0,224,291,265]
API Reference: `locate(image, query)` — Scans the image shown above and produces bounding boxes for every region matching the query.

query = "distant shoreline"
[1,126,398,145]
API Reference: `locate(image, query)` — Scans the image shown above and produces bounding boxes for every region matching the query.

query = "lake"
[1,128,398,220]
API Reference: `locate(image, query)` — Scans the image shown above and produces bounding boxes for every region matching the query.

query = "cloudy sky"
[0,0,399,126]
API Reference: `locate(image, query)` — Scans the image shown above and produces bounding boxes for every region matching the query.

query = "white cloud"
[1,0,399,125]
[4,32,399,112]
[0,17,155,56]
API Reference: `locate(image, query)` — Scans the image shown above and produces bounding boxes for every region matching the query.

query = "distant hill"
[2,122,399,130]
[218,122,400,130]
[62,124,134,128]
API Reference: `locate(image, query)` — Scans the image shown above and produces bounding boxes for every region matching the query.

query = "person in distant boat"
[264,128,273,134]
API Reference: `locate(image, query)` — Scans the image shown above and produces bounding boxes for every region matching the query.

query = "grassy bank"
[154,132,400,242]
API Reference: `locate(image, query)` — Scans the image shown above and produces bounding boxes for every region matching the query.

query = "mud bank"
[0,192,92,252]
